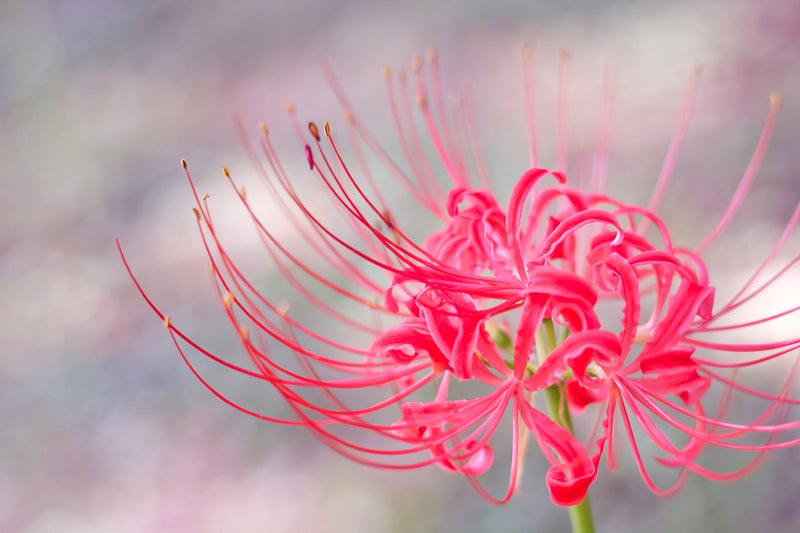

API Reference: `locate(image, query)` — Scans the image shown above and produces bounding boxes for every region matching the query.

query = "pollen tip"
[305,144,314,170]
[308,121,321,141]
[426,48,437,63]
[222,167,231,179]
[383,65,391,78]
[285,101,296,114]
[223,292,235,309]
[522,43,533,58]
[259,123,269,137]
[201,193,209,201]
[163,315,171,328]
[180,158,188,169]
[411,55,422,73]
[382,208,396,229]
[323,121,331,137]
[770,92,781,110]
[277,301,290,317]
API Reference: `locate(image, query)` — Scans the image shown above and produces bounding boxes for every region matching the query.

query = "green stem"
[540,321,596,533]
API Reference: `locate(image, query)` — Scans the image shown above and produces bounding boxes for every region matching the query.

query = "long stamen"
[697,93,781,254]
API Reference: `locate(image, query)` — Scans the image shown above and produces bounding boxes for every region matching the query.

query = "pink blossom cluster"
[121,51,800,506]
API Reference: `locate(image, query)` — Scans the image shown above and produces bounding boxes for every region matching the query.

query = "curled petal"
[370,317,450,369]
[518,398,606,506]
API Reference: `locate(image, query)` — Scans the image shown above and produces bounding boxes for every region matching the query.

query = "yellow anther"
[223,292,235,309]
[522,44,532,58]
[276,301,290,317]
[308,121,320,141]
[427,48,437,63]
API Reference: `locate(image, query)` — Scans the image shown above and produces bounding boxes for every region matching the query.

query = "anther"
[382,209,396,230]
[222,167,231,179]
[277,301,290,317]
[163,315,171,328]
[223,292,235,309]
[770,92,781,110]
[180,159,188,169]
[323,121,331,137]
[308,122,320,141]
[411,55,422,73]
[383,65,391,78]
[427,48,437,63]
[259,123,269,138]
[201,193,209,201]
[192,207,201,221]
[305,145,314,170]
[522,44,532,59]
[285,102,296,114]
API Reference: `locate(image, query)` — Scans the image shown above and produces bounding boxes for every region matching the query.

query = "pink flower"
[120,50,800,506]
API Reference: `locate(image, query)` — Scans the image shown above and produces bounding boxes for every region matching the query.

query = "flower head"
[120,50,800,506]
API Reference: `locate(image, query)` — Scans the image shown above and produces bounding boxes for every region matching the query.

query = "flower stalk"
[539,319,596,533]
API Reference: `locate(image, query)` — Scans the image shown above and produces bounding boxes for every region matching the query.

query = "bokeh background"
[2,0,800,531]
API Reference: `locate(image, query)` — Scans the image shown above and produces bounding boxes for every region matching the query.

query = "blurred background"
[1,0,799,531]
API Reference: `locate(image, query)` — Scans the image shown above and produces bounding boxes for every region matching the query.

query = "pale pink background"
[1,0,799,531]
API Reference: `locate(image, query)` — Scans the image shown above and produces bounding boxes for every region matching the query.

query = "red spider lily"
[119,49,800,507]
